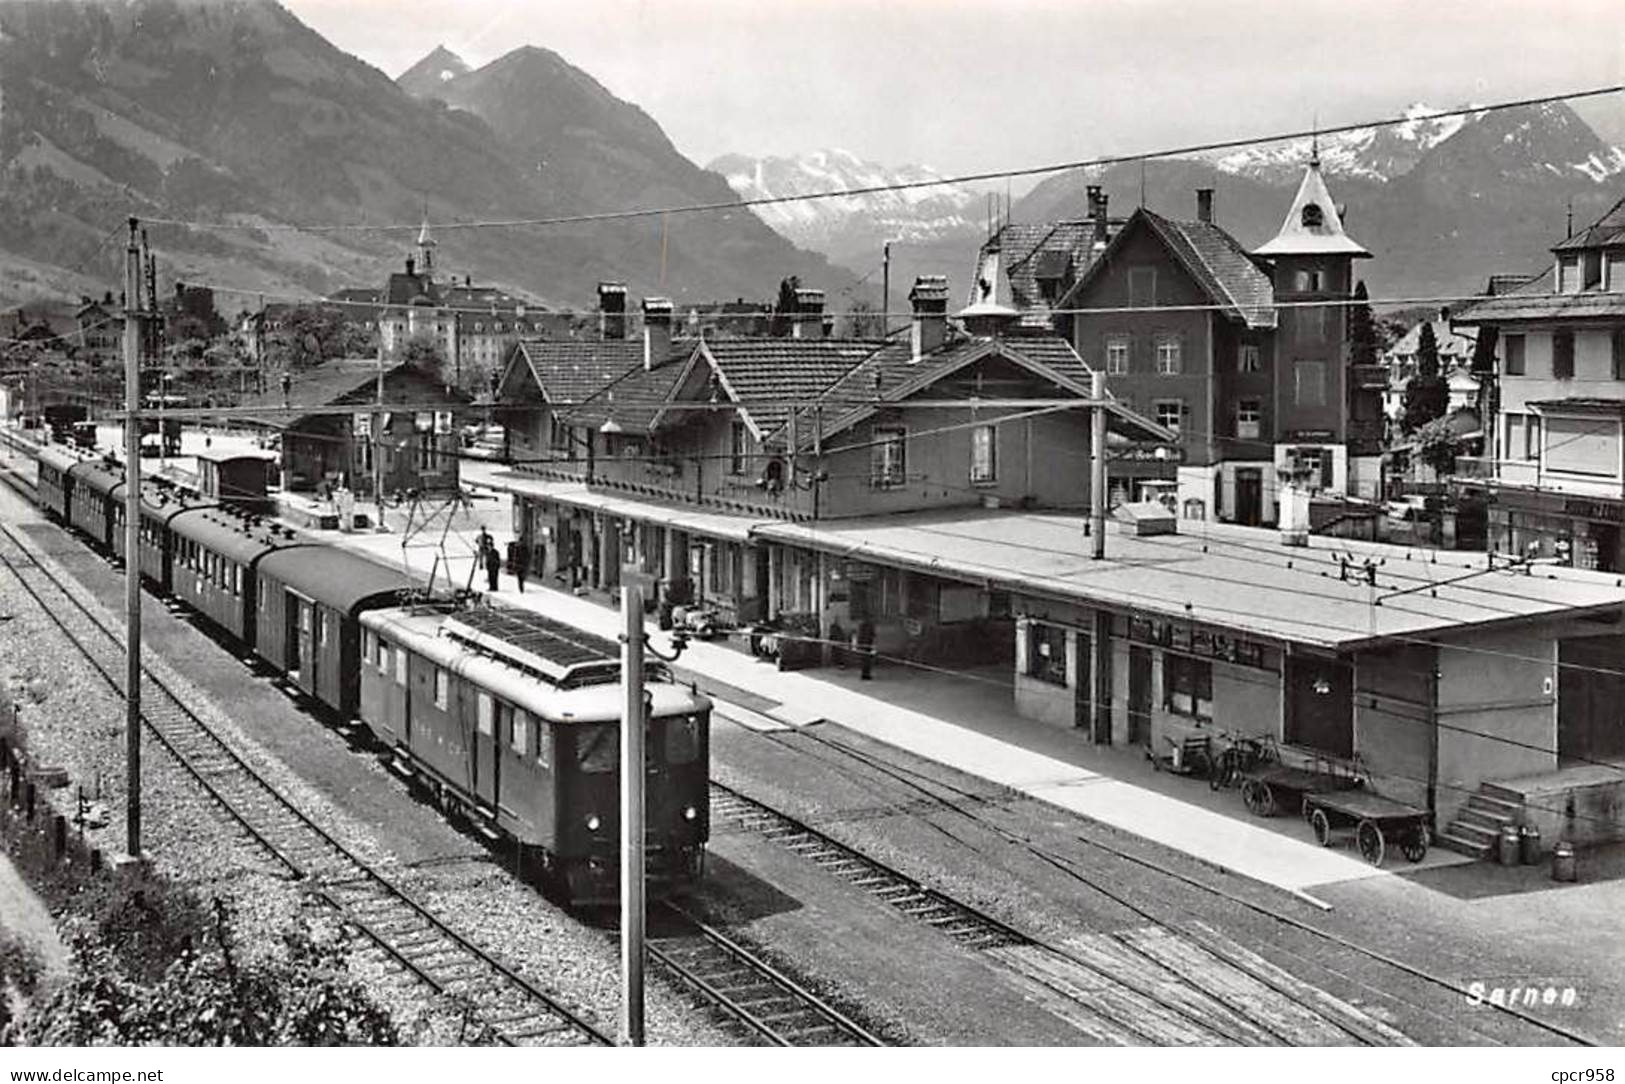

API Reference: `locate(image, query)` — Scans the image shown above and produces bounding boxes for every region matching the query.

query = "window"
[729,421,748,474]
[395,646,407,686]
[872,426,906,487]
[1236,399,1261,440]
[666,714,703,765]
[1154,399,1183,434]
[1155,335,1182,375]
[536,723,552,769]
[1504,414,1525,461]
[1614,328,1625,381]
[477,693,493,736]
[1238,344,1261,373]
[1128,267,1157,308]
[1503,334,1525,376]
[1293,267,1325,293]
[1526,415,1541,461]
[579,726,618,773]
[1552,330,1575,379]
[1105,336,1130,375]
[1300,205,1324,229]
[971,424,997,484]
[434,668,448,710]
[1165,654,1213,719]
[1559,256,1580,294]
[505,704,525,754]
[1026,622,1068,686]
[378,640,390,674]
[1294,361,1326,406]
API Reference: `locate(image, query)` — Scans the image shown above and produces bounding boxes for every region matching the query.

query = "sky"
[284,0,1625,177]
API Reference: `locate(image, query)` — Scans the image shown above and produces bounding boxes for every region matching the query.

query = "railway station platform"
[324,510,1473,901]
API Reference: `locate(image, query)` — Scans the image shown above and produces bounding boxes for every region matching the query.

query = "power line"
[138,85,1625,236]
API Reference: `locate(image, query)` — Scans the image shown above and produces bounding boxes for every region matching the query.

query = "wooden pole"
[619,585,646,1046]
[122,217,143,859]
[1091,370,1107,559]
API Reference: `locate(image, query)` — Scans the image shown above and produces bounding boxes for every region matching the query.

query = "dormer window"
[1301,204,1324,228]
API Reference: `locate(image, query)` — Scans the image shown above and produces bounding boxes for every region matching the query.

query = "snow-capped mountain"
[1210,103,1480,184]
[708,149,985,264]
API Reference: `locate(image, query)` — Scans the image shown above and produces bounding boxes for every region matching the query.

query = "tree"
[1401,321,1449,434]
[768,276,800,338]
[263,305,375,372]
[400,334,450,384]
[842,299,884,339]
[1348,281,1379,369]
[1414,414,1466,476]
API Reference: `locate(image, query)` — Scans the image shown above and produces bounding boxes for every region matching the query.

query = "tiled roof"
[698,338,883,438]
[383,271,438,307]
[234,358,469,428]
[1145,213,1277,329]
[564,353,692,432]
[980,220,1117,329]
[510,338,681,408]
[1453,267,1625,322]
[799,331,1171,447]
[1552,193,1625,252]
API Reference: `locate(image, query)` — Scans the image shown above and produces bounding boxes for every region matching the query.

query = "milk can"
[1519,823,1541,865]
[1497,823,1521,866]
[1552,840,1577,883]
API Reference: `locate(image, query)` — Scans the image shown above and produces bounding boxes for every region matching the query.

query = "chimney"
[1092,193,1110,249]
[597,281,627,340]
[1086,184,1103,219]
[909,275,949,362]
[1196,188,1214,224]
[792,287,825,339]
[642,296,673,371]
[405,256,416,277]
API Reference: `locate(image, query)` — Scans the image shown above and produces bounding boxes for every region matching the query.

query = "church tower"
[416,216,436,279]
[1254,147,1373,497]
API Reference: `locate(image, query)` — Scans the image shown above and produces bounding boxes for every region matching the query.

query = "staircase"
[1438,783,1523,858]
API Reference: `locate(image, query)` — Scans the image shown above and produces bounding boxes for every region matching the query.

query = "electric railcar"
[359,604,710,902]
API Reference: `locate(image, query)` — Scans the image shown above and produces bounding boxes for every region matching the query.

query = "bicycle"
[1208,734,1274,791]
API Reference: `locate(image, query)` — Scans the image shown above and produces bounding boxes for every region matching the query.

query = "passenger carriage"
[358,603,711,904]
[115,483,216,593]
[67,458,125,551]
[169,510,308,646]
[253,546,411,720]
[35,445,81,523]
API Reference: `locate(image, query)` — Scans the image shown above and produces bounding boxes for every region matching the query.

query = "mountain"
[1012,100,1625,302]
[0,1,850,312]
[395,44,469,98]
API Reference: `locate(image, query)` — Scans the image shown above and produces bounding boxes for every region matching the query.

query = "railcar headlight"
[683,805,697,821]
[585,814,601,831]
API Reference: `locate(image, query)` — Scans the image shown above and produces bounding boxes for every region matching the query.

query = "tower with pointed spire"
[417,215,436,278]
[1254,153,1377,499]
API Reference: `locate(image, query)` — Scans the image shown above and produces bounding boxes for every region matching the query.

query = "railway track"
[0,521,612,1048]
[645,900,885,1046]
[711,780,1414,1046]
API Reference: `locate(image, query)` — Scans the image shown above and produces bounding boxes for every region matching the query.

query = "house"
[1452,192,1625,573]
[1062,163,1383,526]
[1381,312,1479,428]
[976,185,1128,335]
[236,358,471,499]
[72,293,124,367]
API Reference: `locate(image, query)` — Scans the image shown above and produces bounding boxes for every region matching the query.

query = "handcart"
[1149,733,1213,777]
[1236,760,1361,818]
[1302,789,1430,866]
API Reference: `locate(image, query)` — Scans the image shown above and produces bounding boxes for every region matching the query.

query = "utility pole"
[619,584,646,1047]
[881,240,891,339]
[374,343,385,530]
[122,217,143,860]
[1090,369,1107,559]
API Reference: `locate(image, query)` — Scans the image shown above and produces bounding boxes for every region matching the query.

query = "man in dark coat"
[513,543,529,593]
[857,619,876,680]
[484,543,501,592]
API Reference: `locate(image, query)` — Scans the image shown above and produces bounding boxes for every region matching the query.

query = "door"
[283,593,302,679]
[1128,646,1152,747]
[1286,656,1353,759]
[1235,469,1263,527]
[474,692,499,810]
[1073,633,1092,731]
[294,594,317,694]
[1558,635,1625,764]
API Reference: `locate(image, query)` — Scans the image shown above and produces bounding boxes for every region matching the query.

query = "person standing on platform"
[513,543,529,593]
[857,619,876,680]
[484,543,501,592]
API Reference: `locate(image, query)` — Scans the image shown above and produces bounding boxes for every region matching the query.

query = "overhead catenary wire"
[137,84,1625,237]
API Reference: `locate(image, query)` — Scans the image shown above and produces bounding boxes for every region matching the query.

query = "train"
[31,442,710,904]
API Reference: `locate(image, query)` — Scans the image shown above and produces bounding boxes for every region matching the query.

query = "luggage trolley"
[1303,789,1431,866]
